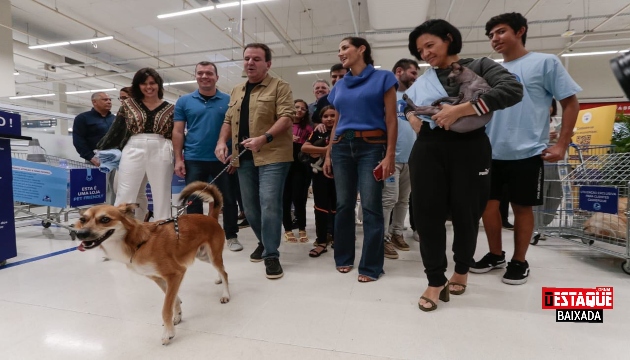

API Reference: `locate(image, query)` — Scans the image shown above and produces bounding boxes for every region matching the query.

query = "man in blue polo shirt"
[173,61,243,251]
[72,92,115,203]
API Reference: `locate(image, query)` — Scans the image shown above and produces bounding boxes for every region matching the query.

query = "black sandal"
[309,244,327,258]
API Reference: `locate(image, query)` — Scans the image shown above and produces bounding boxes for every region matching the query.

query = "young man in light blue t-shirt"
[471,13,582,285]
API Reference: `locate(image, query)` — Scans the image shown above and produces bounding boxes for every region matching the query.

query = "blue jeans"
[331,137,386,279]
[237,160,290,259]
[185,160,239,239]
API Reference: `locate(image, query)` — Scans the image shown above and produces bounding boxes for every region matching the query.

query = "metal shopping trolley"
[12,152,107,240]
[531,144,630,275]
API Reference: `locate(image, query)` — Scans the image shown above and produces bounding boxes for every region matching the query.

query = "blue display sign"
[69,168,106,207]
[172,174,185,195]
[0,139,17,262]
[579,186,619,214]
[0,110,21,137]
[12,158,68,207]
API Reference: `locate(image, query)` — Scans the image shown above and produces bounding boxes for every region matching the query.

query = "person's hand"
[293,135,300,142]
[431,104,460,130]
[314,123,327,133]
[90,157,100,167]
[549,130,558,141]
[323,154,333,178]
[542,143,567,163]
[174,159,185,178]
[215,142,228,163]
[241,136,266,153]
[375,155,395,181]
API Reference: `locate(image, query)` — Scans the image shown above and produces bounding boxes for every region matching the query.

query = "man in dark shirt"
[72,92,115,204]
[311,63,347,124]
[72,92,114,166]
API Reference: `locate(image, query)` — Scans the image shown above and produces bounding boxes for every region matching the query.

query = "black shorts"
[489,155,544,206]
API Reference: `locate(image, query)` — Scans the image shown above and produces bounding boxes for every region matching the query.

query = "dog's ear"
[118,203,139,216]
[78,208,87,216]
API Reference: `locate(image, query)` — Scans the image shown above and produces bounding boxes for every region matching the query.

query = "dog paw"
[162,328,176,345]
[220,296,230,304]
[173,312,182,325]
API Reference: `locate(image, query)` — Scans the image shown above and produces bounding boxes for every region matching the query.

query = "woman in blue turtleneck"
[322,37,398,282]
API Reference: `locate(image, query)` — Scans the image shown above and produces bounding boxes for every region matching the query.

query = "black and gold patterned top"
[97,98,174,150]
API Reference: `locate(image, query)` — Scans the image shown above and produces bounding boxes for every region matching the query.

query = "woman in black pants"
[405,19,523,311]
[282,99,313,243]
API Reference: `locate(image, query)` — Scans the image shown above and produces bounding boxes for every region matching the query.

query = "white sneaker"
[227,238,243,252]
[412,231,420,242]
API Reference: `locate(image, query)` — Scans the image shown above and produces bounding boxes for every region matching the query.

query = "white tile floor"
[1,201,629,360]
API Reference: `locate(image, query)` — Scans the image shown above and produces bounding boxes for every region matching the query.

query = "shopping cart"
[12,152,106,240]
[531,144,630,275]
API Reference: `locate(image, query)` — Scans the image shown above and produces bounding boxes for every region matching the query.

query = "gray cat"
[403,62,492,133]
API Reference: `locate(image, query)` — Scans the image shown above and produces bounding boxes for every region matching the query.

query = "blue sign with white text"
[0,110,21,137]
[12,158,67,207]
[69,168,106,207]
[579,186,619,214]
[0,139,17,261]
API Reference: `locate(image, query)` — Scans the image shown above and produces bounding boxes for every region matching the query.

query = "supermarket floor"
[1,201,629,360]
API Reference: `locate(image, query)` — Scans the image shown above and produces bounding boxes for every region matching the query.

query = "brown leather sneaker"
[390,233,410,251]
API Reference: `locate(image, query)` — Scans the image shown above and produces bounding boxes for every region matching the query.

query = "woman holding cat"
[404,19,522,311]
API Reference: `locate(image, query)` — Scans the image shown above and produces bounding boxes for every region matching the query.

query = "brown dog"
[74,181,230,345]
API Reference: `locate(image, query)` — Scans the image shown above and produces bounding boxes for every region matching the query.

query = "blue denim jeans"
[184,160,239,239]
[237,160,290,259]
[331,137,386,279]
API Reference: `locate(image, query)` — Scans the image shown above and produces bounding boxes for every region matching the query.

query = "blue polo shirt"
[72,108,115,161]
[174,89,230,161]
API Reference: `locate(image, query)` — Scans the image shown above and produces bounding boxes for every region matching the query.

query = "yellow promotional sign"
[569,105,617,164]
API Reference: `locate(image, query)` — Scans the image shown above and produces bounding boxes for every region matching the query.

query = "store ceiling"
[5,0,630,114]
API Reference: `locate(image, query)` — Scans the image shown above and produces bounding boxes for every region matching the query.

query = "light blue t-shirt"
[174,89,230,161]
[328,65,398,135]
[486,52,582,160]
[395,91,416,163]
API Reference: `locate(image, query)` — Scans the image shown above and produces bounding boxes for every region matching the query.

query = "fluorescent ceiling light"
[158,0,274,18]
[561,50,627,57]
[10,93,56,100]
[158,5,214,19]
[29,36,113,49]
[65,88,117,95]
[69,36,114,45]
[29,41,70,49]
[217,0,273,8]
[164,80,197,86]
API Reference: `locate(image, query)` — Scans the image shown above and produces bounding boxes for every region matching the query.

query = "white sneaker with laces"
[227,238,243,252]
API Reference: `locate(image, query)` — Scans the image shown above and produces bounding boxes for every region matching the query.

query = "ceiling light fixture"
[65,88,117,95]
[158,0,274,19]
[28,36,114,49]
[9,93,56,100]
[164,80,197,86]
[561,50,629,57]
[297,65,385,75]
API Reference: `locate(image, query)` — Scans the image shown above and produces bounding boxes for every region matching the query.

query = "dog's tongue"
[77,243,85,252]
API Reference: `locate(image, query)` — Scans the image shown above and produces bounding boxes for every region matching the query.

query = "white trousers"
[115,134,173,221]
[113,170,148,221]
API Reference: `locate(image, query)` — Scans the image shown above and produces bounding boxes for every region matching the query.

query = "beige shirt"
[224,73,295,167]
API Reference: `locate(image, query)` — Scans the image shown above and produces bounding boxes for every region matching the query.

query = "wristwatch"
[264,132,273,143]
